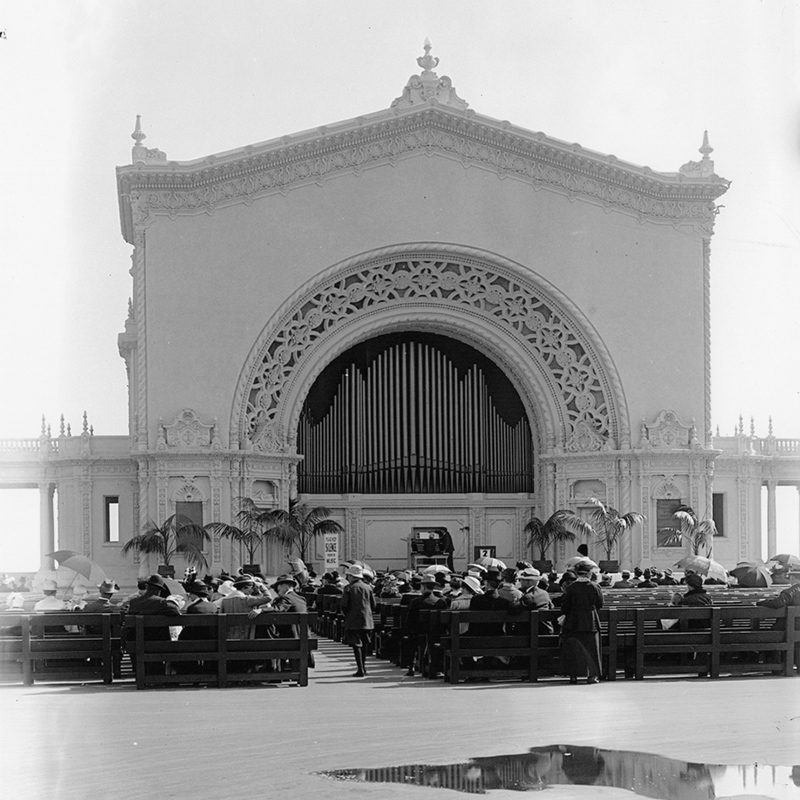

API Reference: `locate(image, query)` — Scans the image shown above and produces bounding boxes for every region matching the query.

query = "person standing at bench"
[340,564,376,678]
[559,560,603,684]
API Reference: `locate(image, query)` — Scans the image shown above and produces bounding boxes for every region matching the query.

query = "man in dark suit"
[83,580,121,613]
[122,574,182,675]
[340,565,376,677]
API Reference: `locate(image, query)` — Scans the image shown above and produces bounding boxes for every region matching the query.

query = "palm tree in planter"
[121,513,210,577]
[524,510,590,572]
[204,497,282,574]
[585,498,646,572]
[262,498,344,570]
[659,505,717,557]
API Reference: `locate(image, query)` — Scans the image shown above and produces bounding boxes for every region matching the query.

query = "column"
[39,482,55,572]
[766,480,777,558]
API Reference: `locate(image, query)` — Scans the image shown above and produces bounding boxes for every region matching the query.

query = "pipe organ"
[297,333,533,494]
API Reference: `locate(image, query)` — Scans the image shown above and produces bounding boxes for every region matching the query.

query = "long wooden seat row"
[413,606,800,683]
[0,612,318,688]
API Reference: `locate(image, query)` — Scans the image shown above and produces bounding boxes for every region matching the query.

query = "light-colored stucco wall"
[143,153,705,446]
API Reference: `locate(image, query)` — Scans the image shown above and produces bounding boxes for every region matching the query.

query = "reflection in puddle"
[321,744,800,798]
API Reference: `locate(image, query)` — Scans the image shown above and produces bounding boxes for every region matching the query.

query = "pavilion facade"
[2,46,798,582]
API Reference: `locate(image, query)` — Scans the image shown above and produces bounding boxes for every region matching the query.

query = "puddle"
[321,744,800,798]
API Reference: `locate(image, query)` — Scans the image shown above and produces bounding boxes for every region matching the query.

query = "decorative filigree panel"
[241,254,620,454]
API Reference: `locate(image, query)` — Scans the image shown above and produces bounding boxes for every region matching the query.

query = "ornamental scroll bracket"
[641,410,697,450]
[160,409,216,450]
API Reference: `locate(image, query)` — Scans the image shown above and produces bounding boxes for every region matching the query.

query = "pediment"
[117,51,729,243]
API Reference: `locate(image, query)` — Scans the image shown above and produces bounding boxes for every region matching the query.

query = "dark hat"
[501,567,518,582]
[186,581,211,598]
[271,574,298,590]
[483,569,502,583]
[233,575,255,589]
[146,574,166,591]
[621,570,631,579]
[98,580,119,594]
[686,573,704,589]
[322,571,339,583]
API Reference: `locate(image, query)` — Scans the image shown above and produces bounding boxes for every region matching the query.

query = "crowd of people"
[2,554,799,683]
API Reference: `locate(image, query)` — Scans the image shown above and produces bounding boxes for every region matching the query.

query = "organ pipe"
[297,336,534,495]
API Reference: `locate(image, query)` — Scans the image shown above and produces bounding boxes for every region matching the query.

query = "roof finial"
[768,415,774,436]
[699,130,713,161]
[679,130,716,178]
[750,415,755,436]
[131,115,167,164]
[41,414,46,437]
[82,411,89,434]
[738,414,743,435]
[59,414,65,437]
[417,38,439,75]
[132,115,146,146]
[391,40,468,111]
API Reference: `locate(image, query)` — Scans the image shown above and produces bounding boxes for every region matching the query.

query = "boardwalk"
[1,638,798,799]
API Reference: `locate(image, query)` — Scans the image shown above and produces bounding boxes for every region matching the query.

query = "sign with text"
[323,532,340,572]
[473,545,496,560]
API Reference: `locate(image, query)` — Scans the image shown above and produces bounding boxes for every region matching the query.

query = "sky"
[1,0,798,568]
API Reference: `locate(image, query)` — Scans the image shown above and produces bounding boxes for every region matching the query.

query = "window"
[712,493,725,537]
[176,501,203,526]
[175,501,206,552]
[655,498,683,548]
[104,497,120,543]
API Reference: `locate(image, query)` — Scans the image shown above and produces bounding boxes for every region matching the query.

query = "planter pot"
[599,560,619,573]
[242,564,262,576]
[531,560,552,574]
[157,564,176,578]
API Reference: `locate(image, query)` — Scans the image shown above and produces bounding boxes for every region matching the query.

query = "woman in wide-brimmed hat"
[559,559,603,685]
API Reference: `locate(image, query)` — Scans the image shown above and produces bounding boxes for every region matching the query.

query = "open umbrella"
[422,565,451,575]
[674,555,728,582]
[161,577,188,597]
[564,556,599,572]
[474,556,507,570]
[729,561,773,588]
[768,554,800,569]
[46,550,108,585]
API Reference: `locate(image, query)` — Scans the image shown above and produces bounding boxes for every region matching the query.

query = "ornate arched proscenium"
[230,244,630,456]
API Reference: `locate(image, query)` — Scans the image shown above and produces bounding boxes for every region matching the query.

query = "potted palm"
[121,513,210,576]
[524,510,588,572]
[204,497,280,574]
[585,497,646,572]
[263,498,344,570]
[659,505,717,556]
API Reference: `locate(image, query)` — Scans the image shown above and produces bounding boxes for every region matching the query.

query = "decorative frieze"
[118,106,728,243]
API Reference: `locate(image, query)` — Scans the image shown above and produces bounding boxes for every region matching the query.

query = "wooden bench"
[426,605,800,683]
[0,612,122,685]
[630,605,799,679]
[123,612,318,689]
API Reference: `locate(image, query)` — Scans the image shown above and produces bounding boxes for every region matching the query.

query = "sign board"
[323,532,339,572]
[473,545,496,560]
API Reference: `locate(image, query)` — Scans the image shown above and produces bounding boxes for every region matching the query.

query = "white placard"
[323,532,339,572]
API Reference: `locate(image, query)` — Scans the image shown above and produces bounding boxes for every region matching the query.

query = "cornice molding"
[117,104,729,243]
